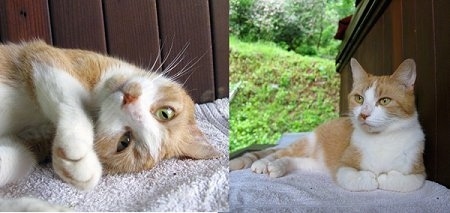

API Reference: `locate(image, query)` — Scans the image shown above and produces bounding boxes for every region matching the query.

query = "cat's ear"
[179,123,221,160]
[391,59,416,91]
[350,58,369,86]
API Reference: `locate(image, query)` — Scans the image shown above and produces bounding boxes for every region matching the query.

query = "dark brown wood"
[49,0,106,53]
[103,0,161,69]
[210,0,229,99]
[0,0,51,43]
[157,0,215,103]
[336,0,391,71]
[414,0,438,182]
[434,0,450,186]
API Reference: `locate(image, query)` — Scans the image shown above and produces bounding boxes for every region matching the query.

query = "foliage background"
[229,0,354,152]
[230,0,354,58]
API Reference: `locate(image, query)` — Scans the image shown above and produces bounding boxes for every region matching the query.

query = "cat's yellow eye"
[378,97,392,106]
[354,95,364,104]
[155,107,175,121]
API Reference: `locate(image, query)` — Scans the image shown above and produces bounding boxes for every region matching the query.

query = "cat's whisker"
[162,43,190,76]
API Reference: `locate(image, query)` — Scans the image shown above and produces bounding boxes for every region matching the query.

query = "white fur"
[0,137,36,186]
[340,82,425,192]
[93,64,176,161]
[378,170,425,192]
[352,113,424,175]
[336,167,378,191]
[32,63,102,190]
[251,133,326,177]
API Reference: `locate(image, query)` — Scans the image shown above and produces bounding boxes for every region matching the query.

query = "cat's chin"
[358,122,384,134]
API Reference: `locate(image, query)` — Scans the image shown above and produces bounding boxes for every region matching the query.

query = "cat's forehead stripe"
[364,81,377,103]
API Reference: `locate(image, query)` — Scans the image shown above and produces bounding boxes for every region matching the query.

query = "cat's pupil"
[117,131,131,153]
[162,111,168,119]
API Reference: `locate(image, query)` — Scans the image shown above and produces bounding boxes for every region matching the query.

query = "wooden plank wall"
[338,0,450,187]
[0,0,229,103]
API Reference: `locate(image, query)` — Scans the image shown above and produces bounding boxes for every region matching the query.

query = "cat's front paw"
[267,160,287,178]
[251,159,270,174]
[52,146,102,190]
[378,170,425,192]
[336,167,378,191]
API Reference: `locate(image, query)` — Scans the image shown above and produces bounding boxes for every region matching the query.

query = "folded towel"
[0,98,229,212]
[230,133,450,212]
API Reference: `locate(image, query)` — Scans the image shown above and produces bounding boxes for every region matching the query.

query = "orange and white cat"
[230,58,426,192]
[0,40,219,195]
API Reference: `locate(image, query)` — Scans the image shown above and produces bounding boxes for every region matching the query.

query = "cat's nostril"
[123,93,137,105]
[360,113,369,120]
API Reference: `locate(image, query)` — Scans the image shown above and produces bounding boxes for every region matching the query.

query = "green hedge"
[229,37,341,152]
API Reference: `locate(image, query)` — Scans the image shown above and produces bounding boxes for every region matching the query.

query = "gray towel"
[0,98,229,212]
[230,133,450,213]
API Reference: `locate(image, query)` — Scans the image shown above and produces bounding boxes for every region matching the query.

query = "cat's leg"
[377,171,425,192]
[229,149,277,171]
[336,167,378,191]
[33,64,102,190]
[0,197,70,211]
[252,135,314,177]
[267,157,324,178]
[0,136,36,187]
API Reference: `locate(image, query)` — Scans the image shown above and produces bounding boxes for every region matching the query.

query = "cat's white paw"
[52,125,102,190]
[52,132,102,190]
[0,197,71,211]
[267,160,287,178]
[336,167,378,191]
[378,170,425,192]
[251,159,269,174]
[52,147,102,190]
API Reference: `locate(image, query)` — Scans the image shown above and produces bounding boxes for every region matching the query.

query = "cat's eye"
[154,107,175,121]
[354,95,364,104]
[117,131,132,152]
[378,97,392,106]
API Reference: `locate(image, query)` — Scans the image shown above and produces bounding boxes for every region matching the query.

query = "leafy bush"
[229,37,340,152]
[230,0,355,58]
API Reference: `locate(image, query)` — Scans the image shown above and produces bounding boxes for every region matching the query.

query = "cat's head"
[348,58,417,133]
[93,64,220,173]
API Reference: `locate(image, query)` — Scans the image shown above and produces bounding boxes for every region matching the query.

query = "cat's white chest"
[352,124,424,175]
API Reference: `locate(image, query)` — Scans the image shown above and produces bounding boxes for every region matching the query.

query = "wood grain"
[0,0,51,43]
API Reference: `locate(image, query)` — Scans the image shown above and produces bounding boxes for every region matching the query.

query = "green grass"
[229,36,341,152]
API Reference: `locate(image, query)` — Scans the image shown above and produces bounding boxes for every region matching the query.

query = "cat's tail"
[229,148,278,171]
[0,136,37,187]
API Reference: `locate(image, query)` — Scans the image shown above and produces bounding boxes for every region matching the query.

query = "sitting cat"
[0,40,220,193]
[230,58,426,192]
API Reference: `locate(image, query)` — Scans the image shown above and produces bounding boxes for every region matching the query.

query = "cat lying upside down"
[0,40,220,191]
[230,58,426,192]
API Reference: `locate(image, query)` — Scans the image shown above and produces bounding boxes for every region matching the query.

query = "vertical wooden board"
[402,0,416,60]
[352,16,386,75]
[157,0,215,103]
[414,0,438,181]
[434,0,450,187]
[103,0,161,69]
[384,0,403,70]
[49,0,106,53]
[209,0,229,99]
[338,63,352,116]
[0,0,51,43]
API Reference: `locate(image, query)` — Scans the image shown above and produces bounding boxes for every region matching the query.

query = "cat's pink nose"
[360,113,369,120]
[123,93,137,105]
